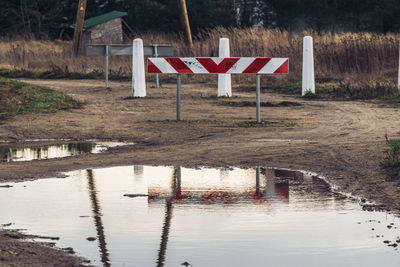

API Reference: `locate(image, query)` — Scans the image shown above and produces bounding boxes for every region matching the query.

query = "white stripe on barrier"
[259,58,288,74]
[158,58,178,74]
[227,58,255,74]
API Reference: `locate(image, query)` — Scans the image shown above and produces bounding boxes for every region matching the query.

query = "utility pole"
[72,0,87,56]
[177,0,193,49]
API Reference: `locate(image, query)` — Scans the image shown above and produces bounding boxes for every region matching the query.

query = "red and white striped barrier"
[148,57,289,74]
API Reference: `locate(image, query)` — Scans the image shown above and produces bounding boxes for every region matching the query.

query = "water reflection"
[86,169,110,267]
[0,141,129,162]
[0,166,399,267]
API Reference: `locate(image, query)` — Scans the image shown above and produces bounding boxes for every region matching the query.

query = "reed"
[0,27,399,96]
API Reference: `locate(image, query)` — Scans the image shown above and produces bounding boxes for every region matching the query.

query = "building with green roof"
[82,11,128,47]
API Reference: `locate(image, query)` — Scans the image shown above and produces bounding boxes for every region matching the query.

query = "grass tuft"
[381,134,400,180]
[302,89,317,99]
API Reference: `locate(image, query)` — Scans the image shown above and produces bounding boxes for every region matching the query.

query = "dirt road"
[0,78,399,265]
[1,79,399,209]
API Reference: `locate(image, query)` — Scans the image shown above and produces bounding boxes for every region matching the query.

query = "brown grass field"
[0,27,399,94]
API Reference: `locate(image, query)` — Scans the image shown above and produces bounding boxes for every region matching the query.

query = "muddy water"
[0,141,130,162]
[0,166,399,267]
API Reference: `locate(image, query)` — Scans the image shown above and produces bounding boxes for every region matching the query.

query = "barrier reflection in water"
[143,167,290,205]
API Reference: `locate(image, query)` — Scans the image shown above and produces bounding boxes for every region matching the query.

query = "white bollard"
[218,38,232,97]
[302,36,315,96]
[132,38,146,97]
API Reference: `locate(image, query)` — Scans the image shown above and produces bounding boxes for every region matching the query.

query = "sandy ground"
[0,230,90,266]
[1,78,400,265]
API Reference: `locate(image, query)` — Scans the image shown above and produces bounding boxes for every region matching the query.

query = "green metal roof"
[84,11,128,28]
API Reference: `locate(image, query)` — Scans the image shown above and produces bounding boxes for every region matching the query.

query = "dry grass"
[0,27,399,94]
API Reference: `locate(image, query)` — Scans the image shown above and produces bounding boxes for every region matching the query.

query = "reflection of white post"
[218,38,232,97]
[132,38,146,97]
[219,169,229,181]
[133,165,147,195]
[302,36,315,96]
[134,165,144,176]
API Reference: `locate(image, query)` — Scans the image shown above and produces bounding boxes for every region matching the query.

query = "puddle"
[0,166,399,266]
[0,141,131,162]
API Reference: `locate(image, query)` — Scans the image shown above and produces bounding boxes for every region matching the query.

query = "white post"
[132,38,146,97]
[302,36,315,96]
[218,38,232,97]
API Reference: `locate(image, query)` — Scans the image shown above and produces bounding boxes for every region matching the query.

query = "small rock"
[383,240,391,244]
[181,262,191,266]
[87,237,96,242]
[4,232,23,239]
[362,204,375,211]
[123,194,149,198]
[387,225,393,229]
[371,228,375,231]
[63,247,75,254]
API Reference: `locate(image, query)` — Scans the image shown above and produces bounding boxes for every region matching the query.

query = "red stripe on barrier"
[147,59,162,73]
[273,59,289,74]
[243,58,271,74]
[196,58,240,73]
[165,58,193,73]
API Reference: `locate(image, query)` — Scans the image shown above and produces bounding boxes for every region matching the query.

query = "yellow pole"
[72,0,87,56]
[177,0,193,49]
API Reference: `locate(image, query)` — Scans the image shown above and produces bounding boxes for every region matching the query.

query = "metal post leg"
[256,74,261,123]
[154,45,160,88]
[105,45,109,89]
[156,74,160,89]
[177,74,181,121]
[256,167,260,195]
